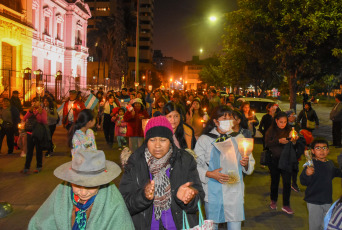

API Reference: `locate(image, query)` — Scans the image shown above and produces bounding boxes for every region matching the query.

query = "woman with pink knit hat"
[119,116,204,230]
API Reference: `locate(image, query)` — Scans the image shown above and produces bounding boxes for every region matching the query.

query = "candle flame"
[201,120,204,123]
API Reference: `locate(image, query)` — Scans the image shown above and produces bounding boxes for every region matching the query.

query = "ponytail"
[67,109,94,148]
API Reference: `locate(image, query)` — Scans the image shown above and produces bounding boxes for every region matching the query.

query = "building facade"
[0,0,34,100]
[32,0,91,100]
[0,0,91,102]
[183,56,204,90]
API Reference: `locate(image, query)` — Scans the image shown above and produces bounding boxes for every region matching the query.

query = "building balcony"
[56,39,64,48]
[75,44,88,54]
[43,34,53,44]
[32,30,39,40]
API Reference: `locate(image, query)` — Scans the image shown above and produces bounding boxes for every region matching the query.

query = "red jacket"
[62,100,86,125]
[123,109,149,137]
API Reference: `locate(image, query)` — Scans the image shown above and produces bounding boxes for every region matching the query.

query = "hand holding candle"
[237,138,254,158]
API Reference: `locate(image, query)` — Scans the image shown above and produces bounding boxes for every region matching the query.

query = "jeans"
[204,202,241,230]
[103,114,115,144]
[269,158,292,206]
[48,124,56,152]
[25,133,43,169]
[307,203,331,230]
[117,136,127,147]
[0,125,14,153]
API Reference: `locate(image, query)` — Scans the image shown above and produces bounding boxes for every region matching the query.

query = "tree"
[221,0,342,110]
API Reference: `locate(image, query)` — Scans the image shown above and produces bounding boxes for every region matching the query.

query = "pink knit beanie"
[144,116,174,142]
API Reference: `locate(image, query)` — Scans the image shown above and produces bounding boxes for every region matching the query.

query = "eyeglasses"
[314,146,328,150]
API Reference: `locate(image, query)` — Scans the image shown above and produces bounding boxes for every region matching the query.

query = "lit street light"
[209,16,217,22]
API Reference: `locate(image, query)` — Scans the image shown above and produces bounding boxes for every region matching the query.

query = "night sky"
[153,0,238,62]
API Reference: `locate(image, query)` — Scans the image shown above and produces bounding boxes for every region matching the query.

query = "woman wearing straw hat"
[119,116,204,229]
[28,149,134,230]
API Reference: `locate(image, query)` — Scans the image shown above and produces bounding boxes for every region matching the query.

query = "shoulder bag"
[183,200,214,230]
[305,112,316,129]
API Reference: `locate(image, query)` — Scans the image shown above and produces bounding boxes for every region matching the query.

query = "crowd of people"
[0,87,342,229]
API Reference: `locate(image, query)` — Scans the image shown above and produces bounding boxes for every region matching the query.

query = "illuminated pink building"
[32,0,91,98]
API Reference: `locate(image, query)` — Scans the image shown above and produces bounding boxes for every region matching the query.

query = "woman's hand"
[144,180,155,200]
[306,167,314,176]
[290,135,299,144]
[176,182,198,204]
[240,156,249,169]
[206,168,229,184]
[279,138,289,144]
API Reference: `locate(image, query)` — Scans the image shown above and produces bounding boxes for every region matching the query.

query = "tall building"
[0,0,34,100]
[126,0,154,88]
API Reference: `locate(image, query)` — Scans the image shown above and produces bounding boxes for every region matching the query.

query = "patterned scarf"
[71,189,97,230]
[145,147,172,220]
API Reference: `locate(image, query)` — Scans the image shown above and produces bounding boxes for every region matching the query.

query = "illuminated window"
[96,7,109,11]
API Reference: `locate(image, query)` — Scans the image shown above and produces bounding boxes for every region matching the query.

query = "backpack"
[25,113,37,132]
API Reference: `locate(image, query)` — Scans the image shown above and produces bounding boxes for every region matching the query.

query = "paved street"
[0,101,341,230]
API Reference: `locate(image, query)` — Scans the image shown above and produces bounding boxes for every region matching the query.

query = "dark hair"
[122,88,127,91]
[304,102,312,109]
[68,109,94,148]
[269,111,291,132]
[155,97,167,109]
[202,105,233,135]
[310,137,329,149]
[210,89,217,94]
[335,94,342,101]
[43,97,55,113]
[32,97,42,102]
[232,109,248,129]
[239,101,250,111]
[163,102,187,149]
[187,99,204,117]
[118,108,125,114]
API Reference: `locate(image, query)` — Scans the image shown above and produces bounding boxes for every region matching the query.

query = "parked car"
[236,97,281,137]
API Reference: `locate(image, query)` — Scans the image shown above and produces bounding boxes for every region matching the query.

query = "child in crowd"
[67,109,97,157]
[113,108,127,150]
[18,111,27,157]
[300,138,342,230]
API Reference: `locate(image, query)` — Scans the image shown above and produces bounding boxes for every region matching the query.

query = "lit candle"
[121,99,124,103]
[203,108,207,112]
[201,119,204,123]
[242,140,248,158]
[291,128,296,139]
[18,123,22,129]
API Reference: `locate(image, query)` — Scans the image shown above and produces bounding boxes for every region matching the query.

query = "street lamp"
[134,82,139,91]
[105,77,109,91]
[93,76,96,90]
[34,69,43,97]
[169,78,173,89]
[55,71,62,101]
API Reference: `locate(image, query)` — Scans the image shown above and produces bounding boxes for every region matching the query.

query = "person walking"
[297,102,319,132]
[240,101,259,137]
[103,94,119,146]
[68,109,97,157]
[266,111,305,214]
[43,97,58,157]
[259,102,278,149]
[21,97,48,173]
[195,105,255,229]
[113,108,127,150]
[62,90,86,131]
[330,94,342,148]
[0,98,20,155]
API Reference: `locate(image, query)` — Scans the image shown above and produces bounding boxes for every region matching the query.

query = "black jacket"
[297,108,319,129]
[119,144,205,230]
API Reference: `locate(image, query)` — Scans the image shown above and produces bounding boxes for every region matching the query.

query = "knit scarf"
[145,147,172,220]
[71,189,97,230]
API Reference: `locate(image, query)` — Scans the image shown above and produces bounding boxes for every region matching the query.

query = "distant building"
[153,50,184,87]
[183,56,204,90]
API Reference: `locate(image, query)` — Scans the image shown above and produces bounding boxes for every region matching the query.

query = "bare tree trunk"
[289,71,297,113]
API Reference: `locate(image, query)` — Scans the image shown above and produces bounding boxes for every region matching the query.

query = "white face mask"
[218,120,233,133]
